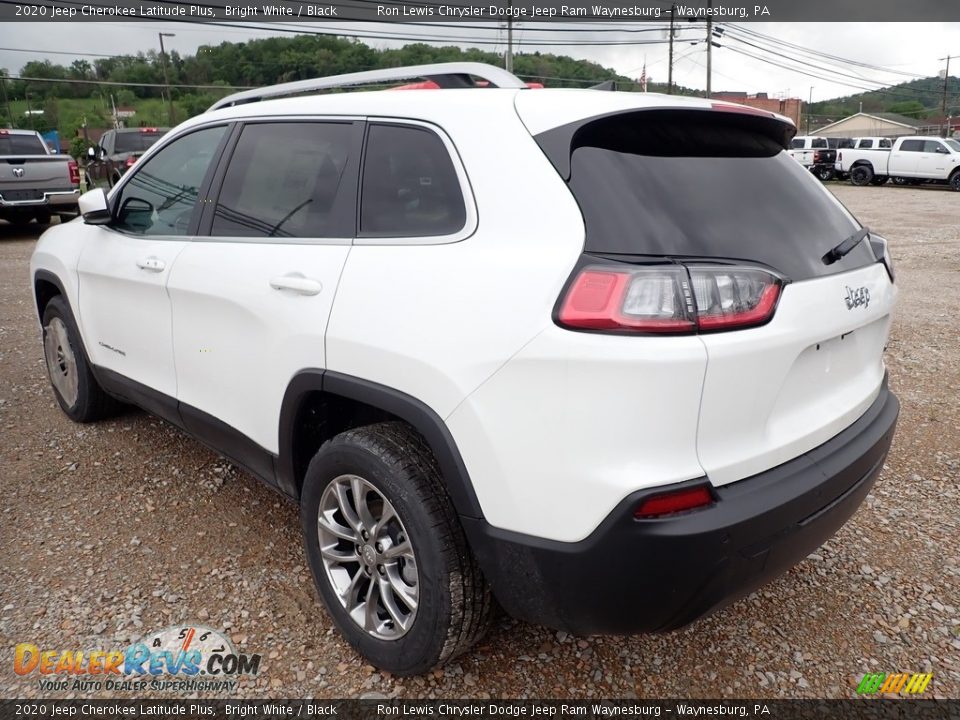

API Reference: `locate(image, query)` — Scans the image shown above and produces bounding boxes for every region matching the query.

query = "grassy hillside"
[810,75,959,122]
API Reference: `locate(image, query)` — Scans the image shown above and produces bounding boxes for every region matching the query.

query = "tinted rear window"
[115,131,164,154]
[0,134,46,154]
[543,111,875,281]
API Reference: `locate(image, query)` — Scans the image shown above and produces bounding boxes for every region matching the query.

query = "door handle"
[136,256,165,272]
[270,274,323,296]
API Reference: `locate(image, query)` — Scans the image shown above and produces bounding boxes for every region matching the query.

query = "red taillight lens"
[634,485,714,518]
[68,160,79,185]
[558,264,781,334]
[125,156,137,167]
[558,266,696,333]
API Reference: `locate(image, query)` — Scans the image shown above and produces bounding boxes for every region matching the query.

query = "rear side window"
[879,139,892,148]
[0,134,46,154]
[360,124,466,237]
[541,110,875,281]
[859,139,874,148]
[212,122,353,238]
[900,139,924,152]
[811,138,828,148]
[789,138,804,149]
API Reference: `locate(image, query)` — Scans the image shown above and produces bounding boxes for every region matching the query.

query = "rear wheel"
[870,176,889,186]
[41,296,121,422]
[849,165,874,186]
[814,166,835,182]
[300,422,493,675]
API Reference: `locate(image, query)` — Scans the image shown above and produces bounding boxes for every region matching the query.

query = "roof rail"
[207,62,528,112]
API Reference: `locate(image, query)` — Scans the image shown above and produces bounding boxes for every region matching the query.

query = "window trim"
[106,121,235,239]
[354,117,478,247]
[195,116,364,246]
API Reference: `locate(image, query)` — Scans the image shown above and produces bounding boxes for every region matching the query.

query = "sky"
[1,21,958,107]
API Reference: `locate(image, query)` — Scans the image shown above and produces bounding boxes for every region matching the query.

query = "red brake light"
[558,267,696,333]
[634,485,714,518]
[141,128,158,133]
[67,160,79,185]
[558,264,782,334]
[125,156,137,167]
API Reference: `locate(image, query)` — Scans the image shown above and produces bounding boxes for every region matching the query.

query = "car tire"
[35,210,52,225]
[870,176,889,186]
[814,166,835,182]
[300,421,493,675]
[849,165,874,186]
[950,171,960,192]
[891,176,908,185]
[41,296,122,423]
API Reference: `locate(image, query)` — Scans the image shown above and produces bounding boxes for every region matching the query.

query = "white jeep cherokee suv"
[31,63,899,675]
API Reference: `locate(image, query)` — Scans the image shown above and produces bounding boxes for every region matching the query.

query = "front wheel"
[41,296,121,422]
[300,422,493,675]
[870,176,889,186]
[950,171,960,192]
[849,165,874,186]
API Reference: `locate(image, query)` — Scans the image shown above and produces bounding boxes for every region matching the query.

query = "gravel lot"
[1,184,958,700]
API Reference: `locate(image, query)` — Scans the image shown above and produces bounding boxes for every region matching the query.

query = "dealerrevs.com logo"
[14,625,261,694]
[856,672,932,695]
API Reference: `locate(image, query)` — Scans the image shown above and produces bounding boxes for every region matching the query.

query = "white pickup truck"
[836,135,960,190]
[0,129,80,225]
[787,135,837,181]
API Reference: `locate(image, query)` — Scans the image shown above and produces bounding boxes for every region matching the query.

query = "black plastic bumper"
[463,379,899,635]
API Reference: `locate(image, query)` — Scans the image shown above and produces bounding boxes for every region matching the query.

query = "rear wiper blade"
[823,227,869,265]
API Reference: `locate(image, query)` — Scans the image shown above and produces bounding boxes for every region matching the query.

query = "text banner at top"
[4,0,960,22]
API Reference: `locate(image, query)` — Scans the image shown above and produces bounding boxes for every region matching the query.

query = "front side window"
[360,124,466,238]
[923,140,947,153]
[113,125,227,236]
[211,122,353,238]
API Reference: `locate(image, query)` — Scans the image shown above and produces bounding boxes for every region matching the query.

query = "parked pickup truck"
[84,127,169,190]
[836,136,960,190]
[787,135,836,181]
[0,129,80,225]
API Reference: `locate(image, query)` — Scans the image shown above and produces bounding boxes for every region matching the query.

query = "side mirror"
[86,146,96,159]
[79,189,111,225]
[117,197,154,233]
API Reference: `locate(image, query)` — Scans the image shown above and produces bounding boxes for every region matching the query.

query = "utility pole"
[505,0,513,73]
[705,0,712,97]
[807,86,813,134]
[940,54,958,135]
[158,32,176,126]
[667,4,676,94]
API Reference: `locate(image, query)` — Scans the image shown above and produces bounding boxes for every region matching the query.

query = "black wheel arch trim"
[278,369,484,519]
[33,269,68,322]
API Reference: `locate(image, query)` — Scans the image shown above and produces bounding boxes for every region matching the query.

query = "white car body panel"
[167,240,350,453]
[697,263,895,485]
[76,228,188,398]
[447,329,709,542]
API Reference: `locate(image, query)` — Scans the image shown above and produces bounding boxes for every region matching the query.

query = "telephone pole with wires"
[941,54,958,136]
[505,0,514,73]
[667,4,676,94]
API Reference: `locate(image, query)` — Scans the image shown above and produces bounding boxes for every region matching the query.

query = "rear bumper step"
[463,377,899,634]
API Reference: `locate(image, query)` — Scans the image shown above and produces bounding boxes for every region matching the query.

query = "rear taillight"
[67,160,79,186]
[634,485,714,518]
[125,156,137,168]
[558,263,782,334]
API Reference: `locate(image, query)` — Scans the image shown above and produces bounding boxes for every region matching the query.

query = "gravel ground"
[1,184,958,700]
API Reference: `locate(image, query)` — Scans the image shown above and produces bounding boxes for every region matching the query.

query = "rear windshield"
[0,134,47,155]
[541,111,876,281]
[115,132,164,153]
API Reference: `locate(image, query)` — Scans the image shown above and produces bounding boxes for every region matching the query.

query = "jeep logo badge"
[844,285,870,310]
[12,167,24,178]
